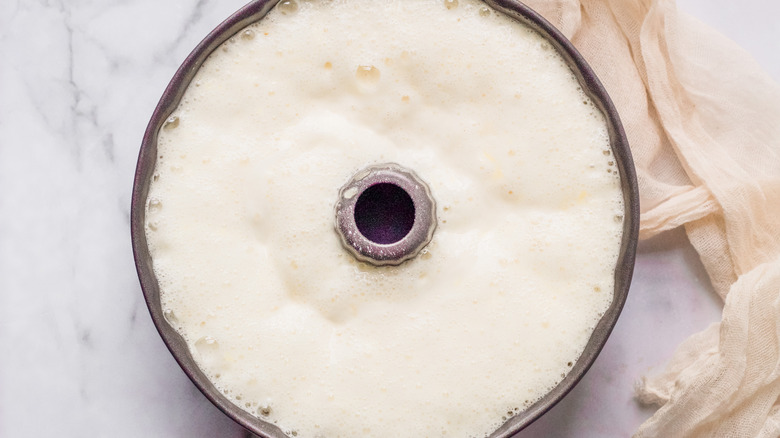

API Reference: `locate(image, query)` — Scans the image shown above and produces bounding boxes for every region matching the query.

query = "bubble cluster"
[163,309,178,325]
[278,0,299,15]
[147,197,162,213]
[258,404,271,416]
[355,65,381,85]
[195,336,219,353]
[163,115,179,130]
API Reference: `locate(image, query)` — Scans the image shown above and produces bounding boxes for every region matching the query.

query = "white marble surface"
[0,0,776,436]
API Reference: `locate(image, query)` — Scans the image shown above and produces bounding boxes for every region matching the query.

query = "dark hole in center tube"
[354,183,415,245]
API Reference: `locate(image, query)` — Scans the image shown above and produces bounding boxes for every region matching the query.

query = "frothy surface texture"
[145,0,625,437]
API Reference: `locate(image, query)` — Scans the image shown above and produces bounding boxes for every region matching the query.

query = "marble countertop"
[1,0,776,436]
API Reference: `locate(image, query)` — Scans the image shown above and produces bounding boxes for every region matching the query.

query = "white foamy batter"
[145,0,624,437]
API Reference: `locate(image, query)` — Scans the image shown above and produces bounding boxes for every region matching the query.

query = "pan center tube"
[334,163,436,266]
